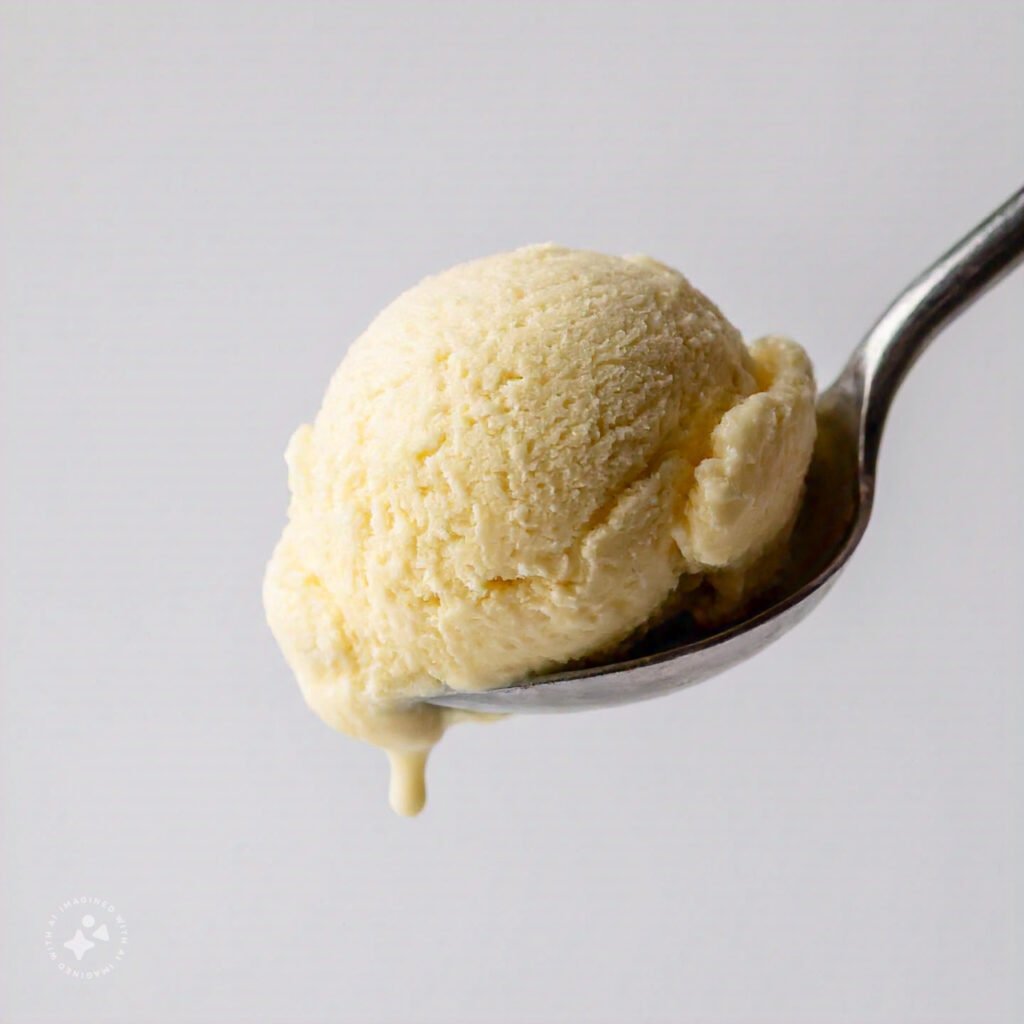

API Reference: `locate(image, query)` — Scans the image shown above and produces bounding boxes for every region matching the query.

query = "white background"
[2,2,1022,1021]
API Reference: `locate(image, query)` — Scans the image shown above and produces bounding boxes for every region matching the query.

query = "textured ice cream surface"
[263,244,816,813]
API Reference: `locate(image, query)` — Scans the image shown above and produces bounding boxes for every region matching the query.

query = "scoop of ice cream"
[263,245,816,814]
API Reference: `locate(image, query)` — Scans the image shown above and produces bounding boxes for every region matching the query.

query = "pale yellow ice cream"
[264,245,816,814]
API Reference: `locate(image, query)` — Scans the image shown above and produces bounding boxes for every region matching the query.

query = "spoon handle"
[846,185,1024,474]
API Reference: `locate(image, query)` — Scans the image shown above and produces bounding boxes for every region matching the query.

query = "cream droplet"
[386,749,429,816]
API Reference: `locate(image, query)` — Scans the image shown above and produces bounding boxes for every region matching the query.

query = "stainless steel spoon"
[430,187,1024,714]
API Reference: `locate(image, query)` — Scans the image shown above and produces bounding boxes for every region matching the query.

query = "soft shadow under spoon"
[429,186,1024,713]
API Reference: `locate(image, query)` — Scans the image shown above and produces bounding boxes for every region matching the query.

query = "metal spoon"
[430,187,1024,714]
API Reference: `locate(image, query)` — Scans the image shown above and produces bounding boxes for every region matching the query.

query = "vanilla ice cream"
[264,245,816,814]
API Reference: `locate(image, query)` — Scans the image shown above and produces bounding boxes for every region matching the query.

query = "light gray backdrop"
[2,2,1022,1022]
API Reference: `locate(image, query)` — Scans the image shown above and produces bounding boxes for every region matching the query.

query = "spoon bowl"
[429,187,1024,714]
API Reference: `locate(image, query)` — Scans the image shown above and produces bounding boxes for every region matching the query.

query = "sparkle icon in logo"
[63,913,111,961]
